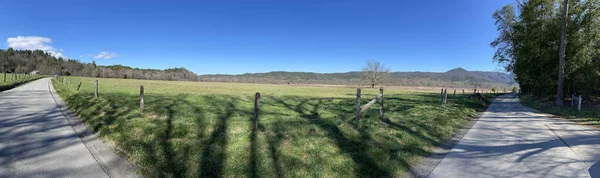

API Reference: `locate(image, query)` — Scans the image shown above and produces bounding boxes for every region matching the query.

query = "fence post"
[356,88,361,121]
[379,87,384,120]
[578,95,582,112]
[453,90,456,96]
[3,72,5,82]
[140,85,144,113]
[77,82,82,91]
[440,88,444,104]
[444,89,448,104]
[254,92,261,130]
[94,80,98,98]
[571,94,575,107]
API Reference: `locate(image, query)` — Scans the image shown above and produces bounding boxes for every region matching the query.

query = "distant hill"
[199,68,517,89]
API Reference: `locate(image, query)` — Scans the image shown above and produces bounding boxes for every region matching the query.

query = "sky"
[0,0,515,74]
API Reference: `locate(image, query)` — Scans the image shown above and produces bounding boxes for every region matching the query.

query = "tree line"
[0,48,198,81]
[491,0,600,101]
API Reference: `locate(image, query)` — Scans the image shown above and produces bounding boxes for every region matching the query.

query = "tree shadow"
[268,96,392,177]
[54,84,497,177]
[199,100,235,177]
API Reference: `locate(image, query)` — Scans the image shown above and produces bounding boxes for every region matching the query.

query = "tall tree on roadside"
[361,60,391,88]
[491,0,600,99]
[556,0,568,106]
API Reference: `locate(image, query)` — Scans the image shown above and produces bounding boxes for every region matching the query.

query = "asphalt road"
[0,78,109,177]
[429,94,600,178]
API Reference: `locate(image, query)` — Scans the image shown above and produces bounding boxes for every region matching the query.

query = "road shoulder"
[47,78,142,178]
[404,94,504,178]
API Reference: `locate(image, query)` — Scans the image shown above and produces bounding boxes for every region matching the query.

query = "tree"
[556,0,568,106]
[361,60,390,88]
[468,80,482,90]
[492,87,497,93]
[0,48,200,81]
[491,0,600,100]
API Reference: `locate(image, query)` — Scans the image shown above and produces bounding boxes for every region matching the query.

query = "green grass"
[52,77,496,178]
[521,95,600,126]
[0,73,45,91]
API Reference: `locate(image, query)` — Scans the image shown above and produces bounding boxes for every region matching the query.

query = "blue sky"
[1,0,514,74]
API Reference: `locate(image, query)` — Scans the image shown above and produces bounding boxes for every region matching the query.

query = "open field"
[0,73,45,91]
[521,95,600,127]
[286,83,501,93]
[52,77,500,177]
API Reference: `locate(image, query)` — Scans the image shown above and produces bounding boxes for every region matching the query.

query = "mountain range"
[199,68,517,89]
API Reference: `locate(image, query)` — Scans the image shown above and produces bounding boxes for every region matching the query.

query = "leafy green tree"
[491,0,600,101]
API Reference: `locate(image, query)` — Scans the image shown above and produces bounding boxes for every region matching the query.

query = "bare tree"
[468,80,483,94]
[361,60,391,88]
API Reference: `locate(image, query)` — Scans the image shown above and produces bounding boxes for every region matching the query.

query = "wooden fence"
[52,77,589,136]
[353,88,385,120]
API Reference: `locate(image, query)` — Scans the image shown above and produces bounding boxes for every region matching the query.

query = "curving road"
[429,94,600,178]
[0,78,138,177]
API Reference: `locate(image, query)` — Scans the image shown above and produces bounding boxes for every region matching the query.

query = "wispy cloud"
[6,36,65,58]
[92,51,118,59]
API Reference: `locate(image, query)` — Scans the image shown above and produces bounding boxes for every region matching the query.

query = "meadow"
[0,73,44,91]
[52,77,497,178]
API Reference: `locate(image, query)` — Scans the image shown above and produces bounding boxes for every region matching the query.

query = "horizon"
[200,67,510,75]
[1,0,514,75]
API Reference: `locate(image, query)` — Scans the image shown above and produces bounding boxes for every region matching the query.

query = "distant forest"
[0,48,197,81]
[1,48,517,89]
[199,68,518,89]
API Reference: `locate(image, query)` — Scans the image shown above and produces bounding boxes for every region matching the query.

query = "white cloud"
[92,51,118,59]
[6,36,65,58]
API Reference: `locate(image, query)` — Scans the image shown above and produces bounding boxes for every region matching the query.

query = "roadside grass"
[0,73,45,91]
[52,77,496,177]
[521,95,600,126]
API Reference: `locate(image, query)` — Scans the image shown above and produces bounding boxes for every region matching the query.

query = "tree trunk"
[371,83,374,88]
[556,0,568,106]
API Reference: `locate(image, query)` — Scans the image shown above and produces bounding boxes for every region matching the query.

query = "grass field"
[521,95,600,127]
[0,73,45,91]
[52,77,499,178]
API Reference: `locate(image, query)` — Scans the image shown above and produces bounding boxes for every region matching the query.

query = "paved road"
[429,94,600,178]
[0,78,109,177]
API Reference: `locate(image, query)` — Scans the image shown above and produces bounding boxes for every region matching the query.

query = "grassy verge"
[52,77,497,177]
[0,73,45,91]
[521,95,600,126]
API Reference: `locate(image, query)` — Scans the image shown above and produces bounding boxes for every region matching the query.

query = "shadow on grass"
[54,83,492,178]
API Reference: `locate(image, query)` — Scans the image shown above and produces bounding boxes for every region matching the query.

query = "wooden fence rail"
[356,88,385,120]
[360,94,383,112]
